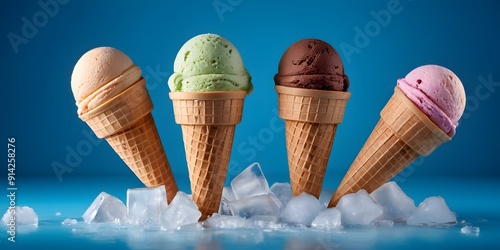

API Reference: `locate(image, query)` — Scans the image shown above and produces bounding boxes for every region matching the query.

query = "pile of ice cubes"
[81,186,201,230]
[217,162,458,229]
[71,162,460,231]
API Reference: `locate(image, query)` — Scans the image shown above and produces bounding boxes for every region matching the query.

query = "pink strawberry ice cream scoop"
[397,65,466,137]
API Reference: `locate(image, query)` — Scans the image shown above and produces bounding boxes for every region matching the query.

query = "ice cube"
[372,220,394,227]
[82,192,127,224]
[219,187,236,215]
[336,189,383,225]
[203,214,248,229]
[231,162,270,200]
[178,222,204,230]
[127,186,168,225]
[461,226,480,236]
[270,182,293,207]
[61,219,78,225]
[2,206,38,226]
[247,215,279,228]
[283,193,322,226]
[228,193,282,218]
[407,196,457,226]
[222,187,236,202]
[219,199,232,215]
[160,191,201,230]
[248,215,279,222]
[318,188,335,209]
[370,182,417,222]
[311,208,342,229]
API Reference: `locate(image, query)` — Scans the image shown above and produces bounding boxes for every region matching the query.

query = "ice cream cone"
[329,86,450,207]
[79,79,178,203]
[276,85,350,198]
[169,91,246,220]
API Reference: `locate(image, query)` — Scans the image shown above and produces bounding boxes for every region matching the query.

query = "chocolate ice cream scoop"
[274,39,349,91]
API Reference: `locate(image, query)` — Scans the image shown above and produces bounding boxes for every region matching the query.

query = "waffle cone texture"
[169,91,246,220]
[328,86,451,207]
[79,80,178,203]
[276,85,350,198]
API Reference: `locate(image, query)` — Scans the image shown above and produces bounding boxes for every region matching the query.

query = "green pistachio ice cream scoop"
[168,33,253,94]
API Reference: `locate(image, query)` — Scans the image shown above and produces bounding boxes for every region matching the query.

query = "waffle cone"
[169,91,246,220]
[80,80,178,203]
[329,86,450,207]
[276,85,350,198]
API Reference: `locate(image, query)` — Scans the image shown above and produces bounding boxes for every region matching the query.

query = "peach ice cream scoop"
[71,47,141,115]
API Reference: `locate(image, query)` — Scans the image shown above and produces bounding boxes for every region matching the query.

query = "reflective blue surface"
[1,175,499,249]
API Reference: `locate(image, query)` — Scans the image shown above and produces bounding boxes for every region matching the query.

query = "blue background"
[1,0,500,249]
[1,0,499,183]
